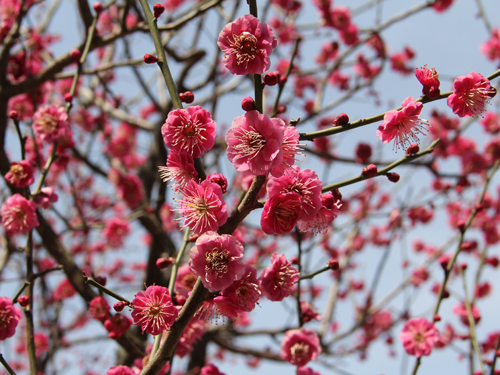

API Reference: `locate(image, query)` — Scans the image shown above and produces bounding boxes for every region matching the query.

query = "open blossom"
[32,104,70,143]
[447,72,495,118]
[189,231,245,291]
[270,125,301,177]
[299,191,342,234]
[161,106,216,158]
[177,179,227,234]
[376,96,429,150]
[266,166,323,222]
[399,318,439,357]
[217,14,277,75]
[259,253,299,301]
[88,296,110,322]
[131,285,178,335]
[1,193,39,235]
[226,110,285,175]
[481,28,500,61]
[281,328,321,367]
[5,160,34,188]
[104,313,132,339]
[220,264,261,313]
[103,217,130,248]
[261,192,302,235]
[106,365,136,375]
[0,297,22,340]
[158,150,198,192]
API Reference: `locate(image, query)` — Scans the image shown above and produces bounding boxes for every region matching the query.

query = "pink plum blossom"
[217,14,277,75]
[104,313,132,339]
[376,96,429,150]
[259,253,299,301]
[5,160,34,188]
[447,72,495,118]
[189,231,245,291]
[161,105,216,158]
[481,28,500,61]
[1,193,39,235]
[0,296,22,340]
[270,125,301,177]
[103,218,130,248]
[266,166,323,222]
[399,317,439,357]
[177,179,227,234]
[88,296,111,322]
[106,365,136,375]
[35,186,58,209]
[220,264,261,313]
[159,150,198,192]
[226,110,285,175]
[200,363,226,375]
[281,328,321,367]
[261,192,302,234]
[131,285,178,335]
[299,191,342,234]
[32,104,70,143]
[415,65,440,99]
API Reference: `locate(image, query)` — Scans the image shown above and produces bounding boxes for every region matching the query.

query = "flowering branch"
[82,272,131,304]
[0,354,16,375]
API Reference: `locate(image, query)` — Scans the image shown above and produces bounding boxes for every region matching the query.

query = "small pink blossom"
[399,317,439,357]
[52,279,75,301]
[270,125,301,177]
[0,296,22,340]
[281,328,321,367]
[261,192,302,235]
[104,313,132,339]
[161,106,216,158]
[32,104,70,143]
[226,110,285,175]
[189,231,245,291]
[159,150,198,192]
[376,96,429,150]
[447,72,495,118]
[299,191,342,234]
[453,302,481,326]
[220,264,261,313]
[177,179,227,234]
[481,28,500,61]
[1,193,39,235]
[106,365,136,375]
[88,296,111,322]
[217,14,277,75]
[266,166,323,222]
[103,217,130,248]
[131,285,178,335]
[432,0,455,12]
[415,65,440,99]
[259,253,299,301]
[5,160,34,188]
[35,186,58,209]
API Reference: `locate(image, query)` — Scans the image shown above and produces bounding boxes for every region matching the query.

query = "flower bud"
[156,257,174,269]
[143,54,158,64]
[405,143,420,156]
[153,3,165,18]
[361,164,377,178]
[93,2,103,14]
[70,49,82,62]
[386,172,400,183]
[263,72,279,86]
[8,110,19,121]
[18,296,30,307]
[433,314,441,322]
[241,97,256,111]
[336,113,349,126]
[64,93,73,103]
[113,301,127,312]
[276,104,287,114]
[179,91,194,103]
[327,259,339,270]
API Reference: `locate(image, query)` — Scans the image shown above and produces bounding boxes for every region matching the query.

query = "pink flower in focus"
[161,106,216,158]
[481,28,500,61]
[376,96,429,150]
[131,285,178,335]
[159,150,198,192]
[447,72,495,117]
[226,110,285,175]
[103,217,130,248]
[189,231,245,291]
[220,264,261,313]
[1,193,39,235]
[5,160,34,188]
[32,104,69,143]
[281,328,321,367]
[270,125,301,177]
[0,296,22,340]
[266,166,323,222]
[200,363,226,375]
[217,14,277,75]
[415,65,440,99]
[106,365,136,375]
[299,191,342,234]
[177,179,227,234]
[259,253,299,301]
[261,192,302,235]
[399,317,439,357]
[88,296,110,322]
[104,313,132,339]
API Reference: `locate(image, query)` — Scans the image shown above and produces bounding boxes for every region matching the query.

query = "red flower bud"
[156,257,174,269]
[93,2,103,14]
[241,97,256,111]
[153,3,165,18]
[327,259,339,270]
[433,314,441,322]
[70,49,82,62]
[488,87,497,98]
[8,110,19,121]
[18,295,30,307]
[361,164,378,178]
[457,220,466,232]
[336,113,349,126]
[64,93,73,103]
[263,72,279,86]
[143,54,158,64]
[386,172,400,183]
[179,91,194,103]
[406,143,420,156]
[276,104,287,114]
[113,301,127,312]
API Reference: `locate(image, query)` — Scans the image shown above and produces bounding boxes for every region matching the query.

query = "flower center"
[228,31,258,68]
[205,248,229,277]
[149,306,161,317]
[290,342,310,362]
[40,113,58,134]
[182,123,197,138]
[233,127,266,161]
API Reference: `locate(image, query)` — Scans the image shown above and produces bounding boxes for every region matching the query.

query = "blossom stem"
[457,266,484,374]
[82,272,131,304]
[272,37,301,118]
[0,354,16,375]
[321,139,439,193]
[168,228,191,295]
[299,266,330,281]
[24,232,37,375]
[295,228,303,327]
[138,0,183,110]
[247,0,263,113]
[489,333,500,375]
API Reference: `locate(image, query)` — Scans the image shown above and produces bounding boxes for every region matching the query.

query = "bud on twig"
[153,3,165,18]
[144,54,158,64]
[179,91,194,103]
